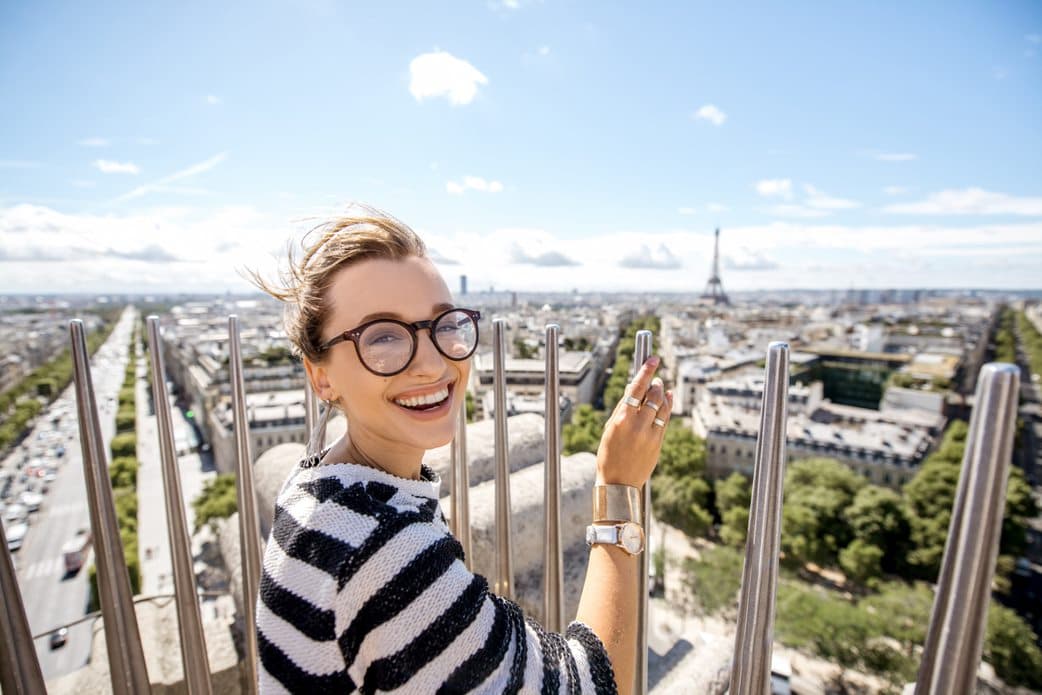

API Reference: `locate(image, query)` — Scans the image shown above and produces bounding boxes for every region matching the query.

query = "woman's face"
[309,255,470,457]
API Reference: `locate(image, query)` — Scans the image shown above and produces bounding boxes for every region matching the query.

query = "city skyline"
[2,2,1041,293]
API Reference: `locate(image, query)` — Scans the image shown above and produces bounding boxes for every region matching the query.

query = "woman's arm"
[574,356,671,695]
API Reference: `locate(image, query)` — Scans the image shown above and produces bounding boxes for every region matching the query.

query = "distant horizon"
[2,286,1040,301]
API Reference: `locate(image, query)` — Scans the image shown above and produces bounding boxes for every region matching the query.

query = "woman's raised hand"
[595,356,672,488]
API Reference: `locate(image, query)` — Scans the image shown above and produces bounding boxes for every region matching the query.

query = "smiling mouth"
[393,383,453,411]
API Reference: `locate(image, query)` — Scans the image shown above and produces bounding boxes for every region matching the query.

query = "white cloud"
[803,184,860,210]
[724,248,779,271]
[78,137,109,147]
[409,51,488,106]
[883,186,908,196]
[1026,34,1041,44]
[538,45,551,56]
[707,203,728,213]
[114,152,227,202]
[693,104,727,126]
[884,188,1042,216]
[619,244,682,269]
[678,207,696,215]
[873,152,917,162]
[95,160,140,175]
[755,179,793,199]
[206,95,221,105]
[445,175,504,194]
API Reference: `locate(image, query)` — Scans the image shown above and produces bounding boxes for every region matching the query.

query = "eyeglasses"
[319,308,482,376]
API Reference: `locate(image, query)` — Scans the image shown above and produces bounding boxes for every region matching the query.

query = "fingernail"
[647,356,660,367]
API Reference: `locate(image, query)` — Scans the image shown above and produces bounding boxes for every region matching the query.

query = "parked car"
[5,521,28,551]
[3,504,28,525]
[19,491,43,513]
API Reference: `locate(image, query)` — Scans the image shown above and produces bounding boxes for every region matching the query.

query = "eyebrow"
[356,303,456,325]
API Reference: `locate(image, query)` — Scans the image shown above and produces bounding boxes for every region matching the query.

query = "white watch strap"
[587,524,620,545]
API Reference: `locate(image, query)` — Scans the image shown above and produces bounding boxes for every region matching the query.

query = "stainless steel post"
[229,315,263,693]
[69,319,150,694]
[914,362,1020,695]
[0,521,46,694]
[729,341,790,695]
[632,329,653,695]
[304,376,319,435]
[451,399,473,570]
[147,317,214,695]
[543,324,564,632]
[492,318,514,599]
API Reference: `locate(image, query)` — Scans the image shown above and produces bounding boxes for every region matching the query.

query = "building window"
[709,444,716,453]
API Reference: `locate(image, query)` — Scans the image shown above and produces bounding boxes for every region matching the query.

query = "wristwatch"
[586,522,645,555]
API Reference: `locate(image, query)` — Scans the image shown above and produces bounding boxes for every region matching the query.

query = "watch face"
[620,523,643,554]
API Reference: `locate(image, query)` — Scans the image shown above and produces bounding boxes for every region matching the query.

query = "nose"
[407,327,447,377]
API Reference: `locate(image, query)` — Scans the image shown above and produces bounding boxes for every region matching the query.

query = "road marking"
[22,556,65,580]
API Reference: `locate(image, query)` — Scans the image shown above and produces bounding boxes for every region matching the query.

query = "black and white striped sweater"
[257,460,618,694]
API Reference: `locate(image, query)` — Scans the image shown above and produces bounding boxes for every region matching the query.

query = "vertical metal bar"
[304,376,319,435]
[69,319,151,694]
[0,522,47,694]
[492,318,514,599]
[632,329,653,695]
[914,362,1020,695]
[543,324,564,632]
[730,341,790,695]
[451,399,473,570]
[229,315,263,693]
[147,317,214,695]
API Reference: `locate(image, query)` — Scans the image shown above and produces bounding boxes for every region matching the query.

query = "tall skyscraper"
[460,274,468,296]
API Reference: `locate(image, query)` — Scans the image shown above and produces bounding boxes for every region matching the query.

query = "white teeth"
[395,386,449,408]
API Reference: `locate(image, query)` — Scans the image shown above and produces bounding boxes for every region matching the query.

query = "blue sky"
[1,1,1040,293]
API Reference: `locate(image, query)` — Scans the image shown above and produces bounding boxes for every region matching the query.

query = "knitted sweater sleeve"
[257,470,618,694]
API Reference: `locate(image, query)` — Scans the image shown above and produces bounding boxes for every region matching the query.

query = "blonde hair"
[250,207,427,363]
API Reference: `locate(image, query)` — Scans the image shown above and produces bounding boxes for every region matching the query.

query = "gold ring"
[653,417,666,428]
[624,396,642,408]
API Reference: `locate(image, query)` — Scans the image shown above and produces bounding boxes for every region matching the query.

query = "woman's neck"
[333,432,424,481]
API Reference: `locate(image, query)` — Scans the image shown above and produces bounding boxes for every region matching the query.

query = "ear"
[303,357,336,401]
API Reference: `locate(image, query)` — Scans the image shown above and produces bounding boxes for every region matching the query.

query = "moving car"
[62,529,92,574]
[49,627,68,650]
[5,521,28,551]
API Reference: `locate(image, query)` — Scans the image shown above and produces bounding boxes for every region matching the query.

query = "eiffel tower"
[701,227,730,305]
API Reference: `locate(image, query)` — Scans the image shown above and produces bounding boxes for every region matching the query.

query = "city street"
[2,306,135,680]
[133,331,216,596]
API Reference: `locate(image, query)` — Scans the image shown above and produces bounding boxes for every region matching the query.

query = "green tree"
[839,539,885,585]
[193,473,239,531]
[110,433,137,459]
[562,404,604,455]
[781,458,865,567]
[681,546,743,616]
[651,474,713,537]
[984,603,1042,690]
[465,391,475,422]
[715,473,751,546]
[844,485,910,576]
[109,456,139,489]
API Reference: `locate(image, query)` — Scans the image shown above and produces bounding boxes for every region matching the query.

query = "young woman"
[253,209,671,694]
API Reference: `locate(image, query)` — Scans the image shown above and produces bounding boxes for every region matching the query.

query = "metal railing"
[0,310,1025,695]
[147,316,214,695]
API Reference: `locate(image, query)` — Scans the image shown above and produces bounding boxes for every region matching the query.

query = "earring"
[305,399,334,461]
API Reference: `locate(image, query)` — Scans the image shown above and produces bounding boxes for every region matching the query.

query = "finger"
[652,390,674,434]
[623,355,660,404]
[640,378,666,419]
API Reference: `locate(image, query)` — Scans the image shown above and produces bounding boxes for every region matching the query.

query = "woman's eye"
[367,332,404,346]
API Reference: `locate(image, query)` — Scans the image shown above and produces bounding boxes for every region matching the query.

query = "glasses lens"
[358,321,414,374]
[433,310,478,359]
